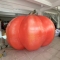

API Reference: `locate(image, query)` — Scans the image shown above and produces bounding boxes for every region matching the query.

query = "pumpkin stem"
[29,10,38,15]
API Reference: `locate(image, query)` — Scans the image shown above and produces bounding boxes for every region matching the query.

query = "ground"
[0,37,60,60]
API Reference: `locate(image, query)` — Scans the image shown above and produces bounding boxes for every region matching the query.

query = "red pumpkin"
[6,16,25,50]
[6,15,55,51]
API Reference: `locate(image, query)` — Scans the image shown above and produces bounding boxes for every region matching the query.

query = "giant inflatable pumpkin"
[6,14,55,51]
